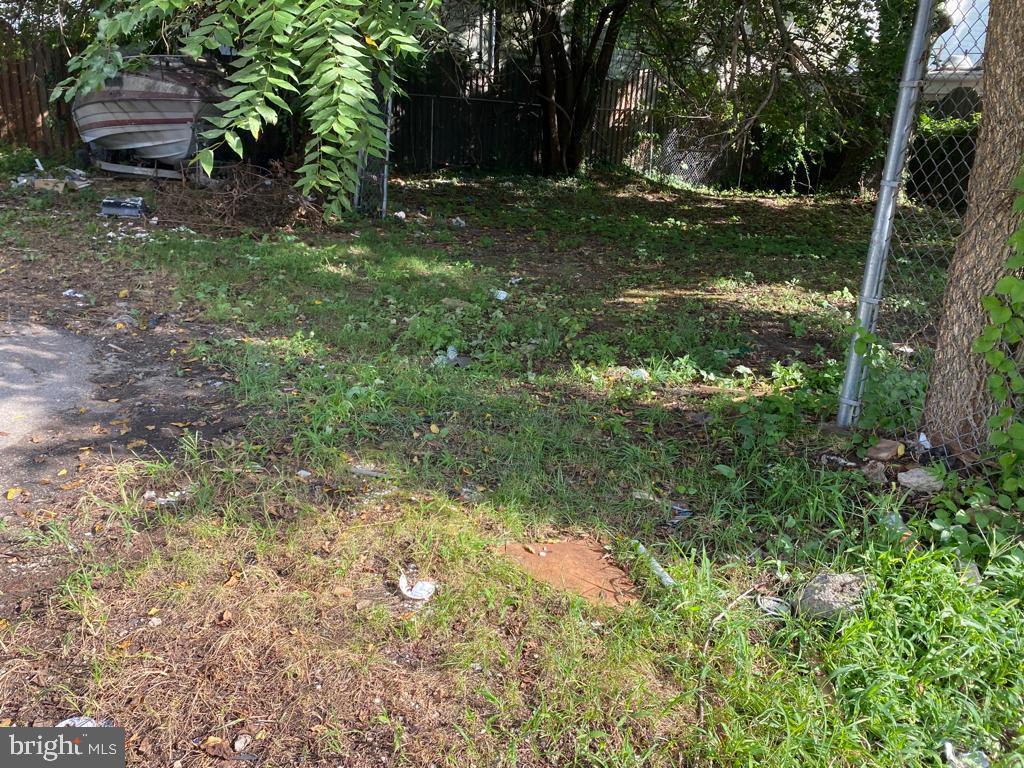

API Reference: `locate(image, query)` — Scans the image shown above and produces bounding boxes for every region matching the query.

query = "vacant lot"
[1,172,1021,767]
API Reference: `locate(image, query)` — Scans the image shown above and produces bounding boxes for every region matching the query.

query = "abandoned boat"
[72,56,225,176]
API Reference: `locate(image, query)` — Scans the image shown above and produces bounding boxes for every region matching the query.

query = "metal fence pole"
[836,0,935,428]
[429,97,435,171]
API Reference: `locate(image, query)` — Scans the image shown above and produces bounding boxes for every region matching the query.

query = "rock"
[861,460,888,484]
[796,572,867,619]
[867,438,904,462]
[897,467,943,493]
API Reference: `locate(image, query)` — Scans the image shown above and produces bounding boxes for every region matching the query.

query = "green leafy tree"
[53,0,438,216]
[630,0,928,188]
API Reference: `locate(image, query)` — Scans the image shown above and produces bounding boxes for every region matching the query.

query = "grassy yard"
[1,170,1022,767]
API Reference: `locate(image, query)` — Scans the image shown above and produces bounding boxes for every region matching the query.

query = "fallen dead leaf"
[5,487,22,501]
[223,569,242,588]
[199,736,233,759]
[126,439,147,450]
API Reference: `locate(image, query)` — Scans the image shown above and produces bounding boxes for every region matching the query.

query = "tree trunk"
[921,0,1024,451]
[534,0,631,175]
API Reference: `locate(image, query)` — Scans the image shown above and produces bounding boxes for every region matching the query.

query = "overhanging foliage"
[53,0,438,217]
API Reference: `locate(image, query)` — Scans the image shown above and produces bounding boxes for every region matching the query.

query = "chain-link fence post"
[837,0,936,427]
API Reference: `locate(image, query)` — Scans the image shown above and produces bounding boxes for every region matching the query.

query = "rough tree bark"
[921,0,1024,450]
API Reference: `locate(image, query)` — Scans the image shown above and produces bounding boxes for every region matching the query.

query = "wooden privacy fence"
[0,44,76,155]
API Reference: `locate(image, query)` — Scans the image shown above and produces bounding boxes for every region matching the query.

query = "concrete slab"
[0,323,97,456]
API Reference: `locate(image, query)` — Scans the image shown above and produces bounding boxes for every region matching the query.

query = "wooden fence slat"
[0,45,76,154]
[17,59,33,145]
[33,42,52,152]
[0,58,13,144]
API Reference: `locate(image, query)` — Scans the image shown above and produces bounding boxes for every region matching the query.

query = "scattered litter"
[917,432,933,451]
[605,366,650,383]
[62,289,85,299]
[34,158,44,172]
[450,216,466,228]
[143,489,188,506]
[393,210,406,221]
[349,464,387,478]
[491,289,509,301]
[101,197,148,217]
[666,503,693,527]
[508,276,523,285]
[13,164,92,192]
[398,573,436,601]
[943,742,990,768]
[632,490,658,502]
[756,595,792,618]
[820,453,856,469]
[434,345,472,367]
[147,616,163,627]
[633,541,676,590]
[296,469,312,479]
[897,467,943,494]
[62,167,92,190]
[232,734,253,753]
[21,177,66,192]
[56,716,113,728]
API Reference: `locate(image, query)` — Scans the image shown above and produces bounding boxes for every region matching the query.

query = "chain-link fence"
[839,0,989,453]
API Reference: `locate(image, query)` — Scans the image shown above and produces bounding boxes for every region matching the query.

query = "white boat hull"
[72,57,224,166]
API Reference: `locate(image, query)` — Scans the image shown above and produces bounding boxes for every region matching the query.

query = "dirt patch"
[0,190,252,624]
[500,538,638,606]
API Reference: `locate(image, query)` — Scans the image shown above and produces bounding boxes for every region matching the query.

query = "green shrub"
[0,144,36,176]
